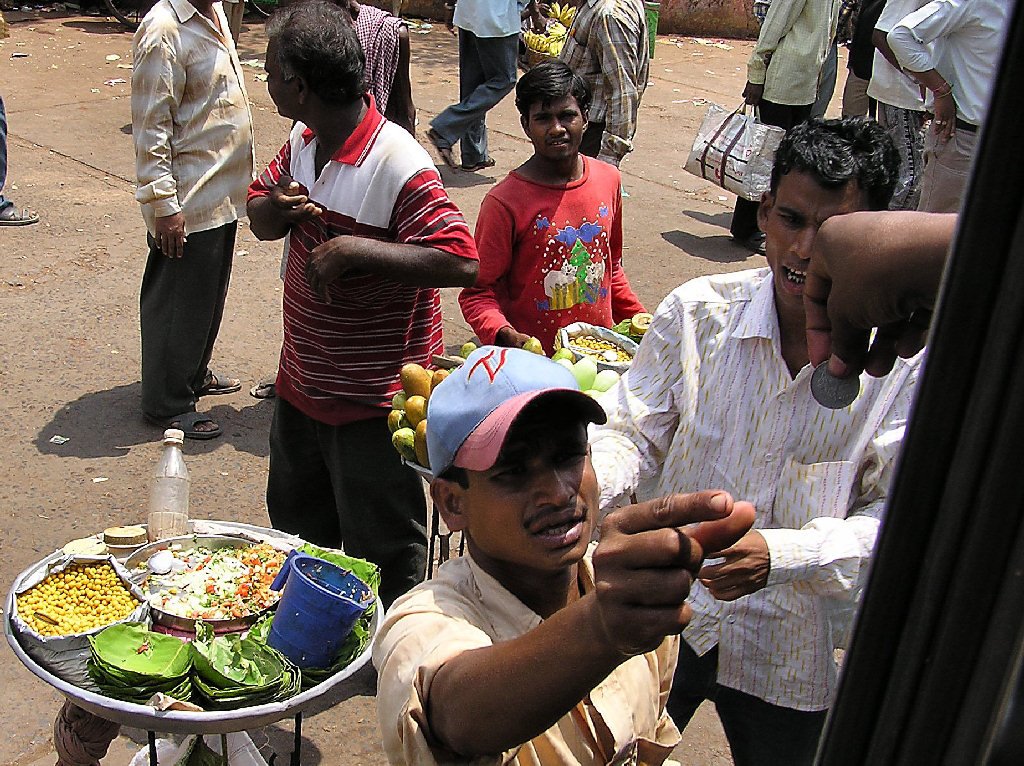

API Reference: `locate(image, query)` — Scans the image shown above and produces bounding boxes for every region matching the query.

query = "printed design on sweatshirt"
[535,205,611,312]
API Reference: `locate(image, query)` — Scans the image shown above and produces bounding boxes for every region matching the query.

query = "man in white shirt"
[590,118,921,766]
[132,0,255,438]
[868,0,930,210]
[425,0,522,172]
[887,0,1010,213]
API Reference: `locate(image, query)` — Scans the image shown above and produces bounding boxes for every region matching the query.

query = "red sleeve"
[608,182,647,321]
[458,192,517,345]
[391,168,478,261]
[247,137,292,203]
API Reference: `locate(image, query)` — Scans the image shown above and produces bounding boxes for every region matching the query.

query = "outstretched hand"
[591,492,756,656]
[805,211,952,378]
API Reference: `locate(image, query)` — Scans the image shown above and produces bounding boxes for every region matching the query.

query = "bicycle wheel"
[104,0,156,30]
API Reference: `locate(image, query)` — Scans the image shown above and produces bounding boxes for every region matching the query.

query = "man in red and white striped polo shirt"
[248,0,479,607]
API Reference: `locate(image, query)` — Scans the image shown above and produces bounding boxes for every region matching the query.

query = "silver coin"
[810,362,860,409]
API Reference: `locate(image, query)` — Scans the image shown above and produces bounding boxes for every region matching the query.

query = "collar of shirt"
[299,94,383,167]
[168,0,206,25]
[464,547,595,641]
[730,270,778,342]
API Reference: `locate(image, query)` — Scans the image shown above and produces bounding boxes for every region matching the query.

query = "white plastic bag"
[684,103,786,201]
[128,732,268,766]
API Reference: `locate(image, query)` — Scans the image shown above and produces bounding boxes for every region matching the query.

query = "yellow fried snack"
[18,562,138,637]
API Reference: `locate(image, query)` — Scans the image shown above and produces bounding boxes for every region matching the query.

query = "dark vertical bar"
[291,712,302,766]
[148,731,158,766]
[817,1,1024,763]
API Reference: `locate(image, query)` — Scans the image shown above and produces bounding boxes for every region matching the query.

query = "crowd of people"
[0,0,1006,762]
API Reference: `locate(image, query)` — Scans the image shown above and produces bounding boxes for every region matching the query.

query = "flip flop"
[461,158,496,172]
[0,206,39,226]
[250,379,276,399]
[144,411,223,440]
[196,369,242,397]
[425,128,457,169]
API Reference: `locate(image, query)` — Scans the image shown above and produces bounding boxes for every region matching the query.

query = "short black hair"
[266,0,365,106]
[770,118,899,210]
[515,60,591,120]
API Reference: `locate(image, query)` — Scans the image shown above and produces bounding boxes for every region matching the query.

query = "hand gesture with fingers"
[699,530,770,601]
[306,235,357,303]
[591,492,756,656]
[269,173,323,224]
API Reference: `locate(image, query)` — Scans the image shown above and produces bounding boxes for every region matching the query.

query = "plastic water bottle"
[147,429,190,542]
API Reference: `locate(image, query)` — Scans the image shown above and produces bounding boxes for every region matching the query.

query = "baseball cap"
[426,346,607,478]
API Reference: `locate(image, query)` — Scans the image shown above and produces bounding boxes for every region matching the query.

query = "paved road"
[0,8,846,764]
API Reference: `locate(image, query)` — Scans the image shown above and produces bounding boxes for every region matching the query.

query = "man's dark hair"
[266,0,365,106]
[770,117,899,210]
[515,60,591,120]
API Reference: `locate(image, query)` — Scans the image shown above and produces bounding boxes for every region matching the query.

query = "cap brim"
[452,388,607,472]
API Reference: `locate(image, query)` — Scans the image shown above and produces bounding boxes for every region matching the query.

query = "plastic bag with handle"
[684,102,786,201]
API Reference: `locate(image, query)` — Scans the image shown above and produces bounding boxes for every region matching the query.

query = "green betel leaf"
[89,623,193,678]
[245,612,274,645]
[193,622,284,689]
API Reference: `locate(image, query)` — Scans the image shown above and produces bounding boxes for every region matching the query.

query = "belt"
[955,117,979,134]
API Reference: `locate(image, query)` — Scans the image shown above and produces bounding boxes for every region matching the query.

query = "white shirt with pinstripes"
[590,268,922,710]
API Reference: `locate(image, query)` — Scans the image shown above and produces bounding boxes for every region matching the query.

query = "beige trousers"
[917,125,977,214]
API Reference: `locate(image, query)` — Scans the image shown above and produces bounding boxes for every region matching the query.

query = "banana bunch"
[549,2,576,28]
[524,29,565,56]
[389,363,449,470]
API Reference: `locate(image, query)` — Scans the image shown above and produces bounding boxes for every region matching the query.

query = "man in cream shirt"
[132,0,255,439]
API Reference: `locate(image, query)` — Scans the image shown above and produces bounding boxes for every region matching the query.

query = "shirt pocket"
[774,458,858,530]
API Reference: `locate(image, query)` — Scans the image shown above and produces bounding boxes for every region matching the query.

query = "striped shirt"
[747,0,842,106]
[248,100,477,426]
[131,0,255,236]
[590,269,922,710]
[560,0,649,165]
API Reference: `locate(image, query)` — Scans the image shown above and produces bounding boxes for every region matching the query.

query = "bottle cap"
[163,428,185,444]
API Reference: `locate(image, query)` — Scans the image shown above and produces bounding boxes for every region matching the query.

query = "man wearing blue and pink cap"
[372,345,755,765]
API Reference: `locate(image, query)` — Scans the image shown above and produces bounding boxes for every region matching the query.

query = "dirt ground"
[0,7,849,765]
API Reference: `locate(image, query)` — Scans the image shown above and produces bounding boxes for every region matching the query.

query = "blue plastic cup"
[267,552,373,669]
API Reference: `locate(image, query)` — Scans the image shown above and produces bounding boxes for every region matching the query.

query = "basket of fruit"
[555,322,639,373]
[389,362,449,480]
[10,555,148,688]
[521,2,576,68]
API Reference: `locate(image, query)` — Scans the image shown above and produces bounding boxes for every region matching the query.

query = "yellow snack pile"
[570,334,633,363]
[18,562,139,637]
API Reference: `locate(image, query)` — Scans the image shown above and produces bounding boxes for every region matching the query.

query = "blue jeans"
[667,642,828,766]
[430,29,517,167]
[0,94,10,212]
